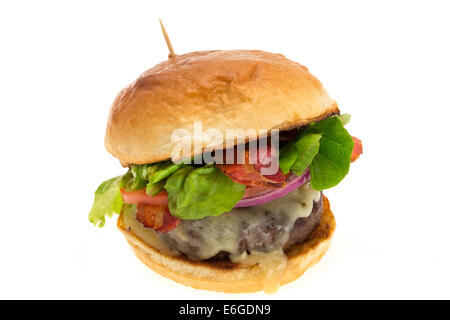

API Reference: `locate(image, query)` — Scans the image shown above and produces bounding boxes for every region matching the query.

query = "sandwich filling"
[89,114,361,226]
[122,183,321,260]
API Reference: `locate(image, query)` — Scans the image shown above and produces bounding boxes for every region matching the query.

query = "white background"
[1,1,449,299]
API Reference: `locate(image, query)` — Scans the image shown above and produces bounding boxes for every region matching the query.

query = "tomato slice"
[351,136,363,162]
[120,188,169,205]
[120,184,273,208]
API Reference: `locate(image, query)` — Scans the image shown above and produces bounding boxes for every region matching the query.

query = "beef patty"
[159,187,323,261]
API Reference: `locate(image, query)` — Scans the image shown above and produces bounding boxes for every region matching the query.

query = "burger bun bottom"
[117,196,335,293]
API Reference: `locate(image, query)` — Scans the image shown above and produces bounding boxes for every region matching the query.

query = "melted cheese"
[122,204,180,257]
[230,249,287,294]
[161,183,321,260]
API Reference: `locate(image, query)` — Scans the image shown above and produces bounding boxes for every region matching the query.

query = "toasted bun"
[117,196,335,293]
[105,50,339,165]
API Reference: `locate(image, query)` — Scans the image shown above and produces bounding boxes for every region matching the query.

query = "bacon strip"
[155,210,180,233]
[136,204,179,233]
[351,136,363,162]
[219,135,362,188]
[217,145,287,187]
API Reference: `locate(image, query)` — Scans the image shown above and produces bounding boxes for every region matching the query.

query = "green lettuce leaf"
[165,165,245,219]
[148,162,186,184]
[119,170,133,190]
[290,133,322,175]
[279,132,322,175]
[89,162,189,226]
[279,142,299,174]
[337,113,351,126]
[120,162,186,193]
[88,176,124,227]
[279,116,354,190]
[120,165,148,191]
[309,117,354,190]
[130,165,148,189]
[146,179,165,196]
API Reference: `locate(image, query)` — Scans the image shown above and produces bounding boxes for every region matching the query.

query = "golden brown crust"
[117,196,336,293]
[105,50,339,165]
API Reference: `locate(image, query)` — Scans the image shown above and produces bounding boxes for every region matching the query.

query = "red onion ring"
[234,169,310,208]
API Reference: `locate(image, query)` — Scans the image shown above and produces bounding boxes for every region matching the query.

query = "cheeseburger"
[89,50,362,293]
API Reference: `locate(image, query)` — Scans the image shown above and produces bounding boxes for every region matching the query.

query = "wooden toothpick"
[159,18,175,58]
